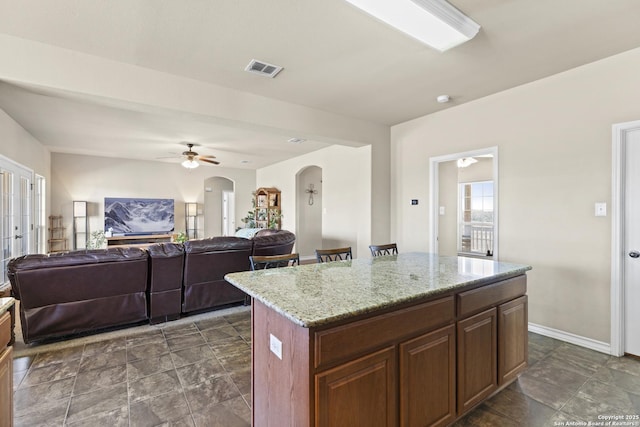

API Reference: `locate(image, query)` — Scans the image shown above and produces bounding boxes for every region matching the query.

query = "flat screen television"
[104,197,175,235]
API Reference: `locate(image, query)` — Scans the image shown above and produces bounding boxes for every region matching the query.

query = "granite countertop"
[0,297,15,315]
[225,252,531,328]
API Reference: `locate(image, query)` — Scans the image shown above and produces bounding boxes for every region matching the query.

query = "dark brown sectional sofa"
[8,229,295,343]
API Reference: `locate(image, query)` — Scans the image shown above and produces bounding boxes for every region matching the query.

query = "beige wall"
[257,145,372,259]
[0,108,51,180]
[51,153,256,243]
[0,108,51,250]
[392,46,640,344]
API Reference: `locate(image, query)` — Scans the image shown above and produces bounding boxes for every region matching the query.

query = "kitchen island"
[225,253,532,427]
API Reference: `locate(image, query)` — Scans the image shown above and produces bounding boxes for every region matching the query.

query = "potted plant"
[241,211,256,228]
[174,232,188,243]
[268,210,283,229]
[86,230,107,249]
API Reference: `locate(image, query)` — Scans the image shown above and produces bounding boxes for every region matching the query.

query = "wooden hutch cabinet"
[254,187,281,230]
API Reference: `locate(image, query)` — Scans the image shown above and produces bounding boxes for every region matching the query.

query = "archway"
[296,166,322,259]
[204,176,235,237]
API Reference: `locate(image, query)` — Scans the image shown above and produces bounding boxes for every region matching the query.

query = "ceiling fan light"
[182,159,199,169]
[457,157,478,168]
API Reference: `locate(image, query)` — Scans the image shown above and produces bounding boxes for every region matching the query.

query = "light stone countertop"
[0,297,15,315]
[225,252,532,328]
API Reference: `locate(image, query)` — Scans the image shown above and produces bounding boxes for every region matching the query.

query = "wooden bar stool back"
[369,243,398,257]
[250,253,300,270]
[315,247,352,263]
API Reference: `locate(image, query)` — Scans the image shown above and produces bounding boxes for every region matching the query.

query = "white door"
[0,158,33,284]
[625,128,640,356]
[222,191,235,236]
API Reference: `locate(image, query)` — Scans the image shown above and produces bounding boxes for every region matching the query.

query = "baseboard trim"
[528,322,612,355]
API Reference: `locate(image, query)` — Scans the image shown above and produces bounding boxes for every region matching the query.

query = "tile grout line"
[125,336,132,427]
[169,321,199,426]
[62,343,85,426]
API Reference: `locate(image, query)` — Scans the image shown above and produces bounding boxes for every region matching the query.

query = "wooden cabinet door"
[315,346,396,427]
[498,296,528,385]
[0,346,13,427]
[457,307,497,415]
[399,324,455,427]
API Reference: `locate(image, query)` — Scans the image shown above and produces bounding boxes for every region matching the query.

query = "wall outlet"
[269,333,282,360]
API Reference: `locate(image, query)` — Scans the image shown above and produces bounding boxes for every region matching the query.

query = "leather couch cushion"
[184,237,253,254]
[9,248,148,305]
[252,229,296,256]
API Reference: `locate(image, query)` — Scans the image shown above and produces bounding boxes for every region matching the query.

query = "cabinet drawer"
[457,275,526,318]
[0,312,10,350]
[315,296,454,369]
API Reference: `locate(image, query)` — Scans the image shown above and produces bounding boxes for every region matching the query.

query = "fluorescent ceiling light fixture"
[182,159,199,169]
[344,0,480,51]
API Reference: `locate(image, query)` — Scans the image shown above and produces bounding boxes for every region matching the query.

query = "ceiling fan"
[180,143,220,168]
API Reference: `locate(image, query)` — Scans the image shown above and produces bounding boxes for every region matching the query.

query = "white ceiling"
[0,82,332,169]
[1,0,640,168]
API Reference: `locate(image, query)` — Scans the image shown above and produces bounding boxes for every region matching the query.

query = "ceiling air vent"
[244,59,283,78]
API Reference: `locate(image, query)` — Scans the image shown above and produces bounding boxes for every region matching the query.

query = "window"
[34,175,46,253]
[459,181,494,256]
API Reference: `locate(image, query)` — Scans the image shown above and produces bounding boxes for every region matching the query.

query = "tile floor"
[12,311,640,427]
[13,310,252,427]
[452,334,640,427]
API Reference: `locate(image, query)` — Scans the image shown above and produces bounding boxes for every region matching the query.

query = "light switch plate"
[439,206,445,215]
[595,202,607,217]
[269,333,282,360]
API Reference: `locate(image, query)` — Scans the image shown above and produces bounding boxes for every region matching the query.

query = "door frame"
[428,146,499,259]
[611,119,640,356]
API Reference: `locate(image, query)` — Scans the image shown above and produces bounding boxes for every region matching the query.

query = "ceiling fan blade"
[199,158,220,165]
[196,154,217,159]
